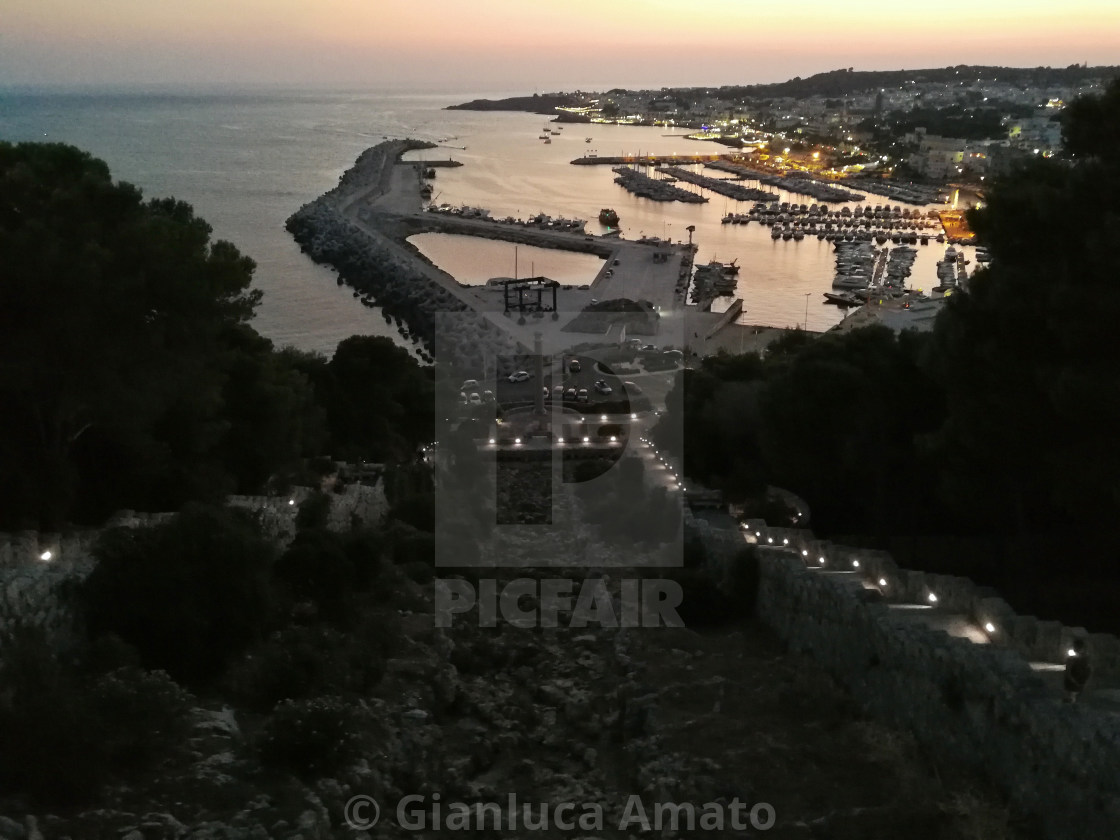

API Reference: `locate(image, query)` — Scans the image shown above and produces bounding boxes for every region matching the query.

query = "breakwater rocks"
[611,166,708,203]
[287,204,457,354]
[661,166,778,202]
[286,140,525,369]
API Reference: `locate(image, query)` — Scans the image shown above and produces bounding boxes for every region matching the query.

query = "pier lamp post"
[803,292,810,330]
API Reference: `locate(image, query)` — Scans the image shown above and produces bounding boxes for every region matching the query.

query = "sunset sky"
[3,0,1117,91]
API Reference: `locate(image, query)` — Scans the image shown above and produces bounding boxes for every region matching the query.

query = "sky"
[3,0,1118,92]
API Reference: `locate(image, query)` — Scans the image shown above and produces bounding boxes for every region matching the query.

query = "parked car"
[508,370,532,383]
[564,388,577,401]
[594,379,612,395]
[482,390,495,402]
[568,359,582,373]
[461,379,479,391]
[542,386,551,401]
[622,381,642,395]
[553,385,565,400]
[468,392,482,405]
[577,388,589,402]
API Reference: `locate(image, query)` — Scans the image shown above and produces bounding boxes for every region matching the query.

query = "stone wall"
[738,520,1120,840]
[0,481,388,651]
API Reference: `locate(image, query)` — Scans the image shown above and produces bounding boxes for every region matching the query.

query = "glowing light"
[630,413,638,420]
[852,560,860,569]
[600,414,608,421]
[928,593,938,604]
[39,550,52,561]
[488,438,496,444]
[288,499,295,506]
[514,437,522,445]
[767,537,774,544]
[610,436,617,442]
[879,578,888,587]
[782,538,789,545]
[984,622,996,633]
[802,549,809,557]
[755,531,761,537]
[582,436,590,443]
[1068,648,1077,658]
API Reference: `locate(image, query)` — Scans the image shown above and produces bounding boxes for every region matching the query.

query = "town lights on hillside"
[812,152,820,160]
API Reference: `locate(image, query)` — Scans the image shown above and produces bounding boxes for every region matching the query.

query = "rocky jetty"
[285,140,525,370]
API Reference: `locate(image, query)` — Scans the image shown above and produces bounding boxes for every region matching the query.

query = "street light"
[803,292,811,329]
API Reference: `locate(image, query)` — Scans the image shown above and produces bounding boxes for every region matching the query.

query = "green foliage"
[295,490,332,530]
[321,336,435,463]
[0,627,193,807]
[83,503,276,682]
[343,527,388,591]
[258,696,370,779]
[227,624,386,712]
[273,528,355,620]
[0,142,320,528]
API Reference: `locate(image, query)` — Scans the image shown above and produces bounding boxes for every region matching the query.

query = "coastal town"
[533,64,1111,186]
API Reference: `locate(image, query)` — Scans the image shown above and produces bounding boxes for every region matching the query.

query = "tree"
[0,143,264,527]
[322,335,434,462]
[83,503,276,682]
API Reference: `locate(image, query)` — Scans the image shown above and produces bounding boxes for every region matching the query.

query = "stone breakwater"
[717,518,1120,840]
[286,140,526,370]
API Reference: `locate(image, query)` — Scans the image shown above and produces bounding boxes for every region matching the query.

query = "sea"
[0,87,976,356]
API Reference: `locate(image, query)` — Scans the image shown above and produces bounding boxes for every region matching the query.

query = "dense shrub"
[258,696,370,778]
[343,527,388,591]
[273,528,355,619]
[295,490,331,530]
[83,503,276,682]
[0,628,194,806]
[227,624,385,712]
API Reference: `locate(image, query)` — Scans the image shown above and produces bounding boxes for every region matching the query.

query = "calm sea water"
[0,87,970,350]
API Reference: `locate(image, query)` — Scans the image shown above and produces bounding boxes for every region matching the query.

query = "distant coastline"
[445,93,578,114]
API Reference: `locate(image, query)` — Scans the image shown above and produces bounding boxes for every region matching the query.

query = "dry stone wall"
[737,520,1120,840]
[0,482,388,651]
